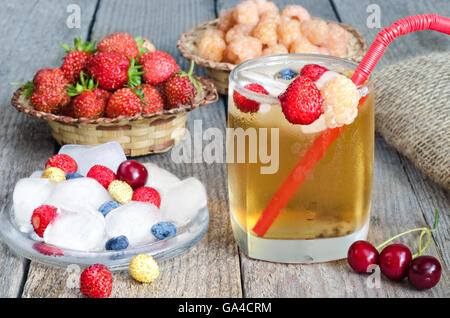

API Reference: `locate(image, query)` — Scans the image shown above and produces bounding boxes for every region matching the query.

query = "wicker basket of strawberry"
[11,34,218,157]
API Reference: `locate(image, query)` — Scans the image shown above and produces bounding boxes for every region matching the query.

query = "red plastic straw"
[252,14,450,237]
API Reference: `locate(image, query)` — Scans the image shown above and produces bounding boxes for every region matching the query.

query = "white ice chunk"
[58,145,92,168]
[144,163,181,193]
[60,142,126,176]
[315,71,340,90]
[161,178,207,226]
[44,209,107,251]
[13,178,54,232]
[29,170,44,178]
[258,103,272,114]
[44,177,111,213]
[300,115,328,134]
[105,201,161,246]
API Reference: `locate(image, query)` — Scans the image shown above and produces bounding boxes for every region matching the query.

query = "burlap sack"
[373,52,449,191]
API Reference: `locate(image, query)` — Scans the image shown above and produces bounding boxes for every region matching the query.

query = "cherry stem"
[375,209,439,258]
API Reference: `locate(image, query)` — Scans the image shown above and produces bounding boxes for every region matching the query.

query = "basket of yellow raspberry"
[177,0,366,95]
[11,33,218,157]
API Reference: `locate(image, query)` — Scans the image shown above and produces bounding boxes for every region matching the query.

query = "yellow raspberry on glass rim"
[320,74,359,128]
[129,254,160,283]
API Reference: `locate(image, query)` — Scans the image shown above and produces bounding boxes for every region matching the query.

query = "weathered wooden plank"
[332,0,450,68]
[240,136,449,297]
[0,0,99,298]
[217,0,338,21]
[22,0,242,298]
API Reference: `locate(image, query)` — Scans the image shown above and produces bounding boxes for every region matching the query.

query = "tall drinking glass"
[227,54,374,263]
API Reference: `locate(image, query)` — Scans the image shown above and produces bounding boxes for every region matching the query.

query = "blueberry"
[105,236,129,251]
[99,201,122,217]
[279,68,298,80]
[151,222,177,240]
[65,172,83,180]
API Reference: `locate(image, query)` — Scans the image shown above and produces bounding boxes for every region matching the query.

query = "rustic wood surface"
[0,0,448,298]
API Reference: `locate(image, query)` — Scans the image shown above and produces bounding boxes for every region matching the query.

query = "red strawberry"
[87,165,117,189]
[278,76,323,125]
[233,83,269,113]
[28,69,71,114]
[132,187,161,208]
[61,37,96,84]
[80,264,112,298]
[138,84,164,114]
[31,205,59,238]
[106,88,143,118]
[141,51,179,85]
[300,64,329,81]
[164,61,199,109]
[87,52,130,91]
[67,72,110,119]
[45,154,78,173]
[60,102,75,117]
[72,90,109,119]
[98,32,139,60]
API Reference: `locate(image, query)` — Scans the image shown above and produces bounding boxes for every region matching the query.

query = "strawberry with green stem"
[164,61,200,109]
[61,37,97,84]
[12,68,71,114]
[106,87,143,118]
[67,72,110,119]
[87,52,145,91]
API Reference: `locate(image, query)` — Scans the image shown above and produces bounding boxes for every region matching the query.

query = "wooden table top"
[0,0,448,298]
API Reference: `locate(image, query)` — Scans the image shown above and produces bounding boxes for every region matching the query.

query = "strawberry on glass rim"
[278,76,323,125]
[233,83,269,113]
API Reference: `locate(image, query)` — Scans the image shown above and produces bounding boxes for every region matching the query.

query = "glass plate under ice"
[0,201,209,271]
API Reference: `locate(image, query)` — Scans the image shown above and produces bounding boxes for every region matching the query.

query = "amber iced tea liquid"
[227,55,374,263]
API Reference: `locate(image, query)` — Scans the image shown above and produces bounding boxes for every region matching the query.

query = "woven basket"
[178,19,367,95]
[11,76,218,157]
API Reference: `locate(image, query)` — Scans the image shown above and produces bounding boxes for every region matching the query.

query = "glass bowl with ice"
[0,142,209,270]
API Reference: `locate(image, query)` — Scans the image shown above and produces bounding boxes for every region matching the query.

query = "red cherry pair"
[347,209,441,290]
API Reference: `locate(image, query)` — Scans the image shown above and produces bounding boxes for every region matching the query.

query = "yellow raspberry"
[108,180,133,204]
[129,254,160,283]
[225,24,254,44]
[281,5,311,22]
[325,23,351,57]
[260,11,281,23]
[233,1,259,26]
[262,43,288,56]
[253,0,279,15]
[278,18,302,48]
[197,30,226,62]
[142,38,156,53]
[319,47,330,55]
[41,167,66,183]
[301,19,329,46]
[227,36,262,65]
[289,36,320,54]
[219,9,235,33]
[320,75,359,128]
[252,19,278,46]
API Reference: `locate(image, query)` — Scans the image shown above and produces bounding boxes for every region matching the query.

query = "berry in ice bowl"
[11,142,208,253]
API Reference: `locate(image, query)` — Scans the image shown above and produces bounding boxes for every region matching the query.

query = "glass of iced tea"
[227,54,374,263]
